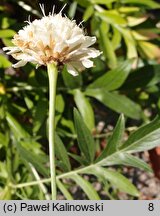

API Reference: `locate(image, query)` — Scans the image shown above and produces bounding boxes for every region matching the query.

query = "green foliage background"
[0,0,160,200]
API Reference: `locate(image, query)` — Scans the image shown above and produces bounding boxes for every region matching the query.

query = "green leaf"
[6,112,30,141]
[55,133,71,172]
[127,16,147,27]
[85,89,141,119]
[111,27,122,50]
[119,28,137,58]
[55,94,65,126]
[0,55,11,68]
[57,179,73,200]
[0,186,11,200]
[1,17,16,29]
[138,41,160,60]
[0,29,16,38]
[99,22,117,68]
[20,140,42,154]
[121,64,160,89]
[12,103,26,113]
[61,118,75,134]
[70,174,100,200]
[68,2,77,18]
[68,153,88,166]
[91,15,101,35]
[0,132,9,147]
[6,112,43,154]
[97,152,152,172]
[16,142,49,177]
[114,153,152,172]
[73,89,95,130]
[83,5,94,21]
[91,58,106,74]
[2,38,13,46]
[75,0,90,7]
[96,11,127,25]
[33,98,48,134]
[90,166,139,197]
[24,95,34,110]
[56,95,65,113]
[88,59,133,91]
[62,66,82,89]
[121,116,160,153]
[91,0,116,4]
[74,108,96,163]
[118,6,140,13]
[121,0,160,8]
[97,114,125,162]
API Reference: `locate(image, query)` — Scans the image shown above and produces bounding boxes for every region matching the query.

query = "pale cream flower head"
[3,5,101,76]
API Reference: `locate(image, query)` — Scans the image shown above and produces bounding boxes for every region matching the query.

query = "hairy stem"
[29,163,50,200]
[47,63,58,200]
[11,164,95,189]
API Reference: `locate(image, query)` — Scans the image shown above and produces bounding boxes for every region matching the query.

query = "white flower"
[3,5,101,76]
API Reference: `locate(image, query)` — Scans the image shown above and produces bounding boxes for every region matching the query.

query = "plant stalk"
[11,164,95,189]
[47,63,58,200]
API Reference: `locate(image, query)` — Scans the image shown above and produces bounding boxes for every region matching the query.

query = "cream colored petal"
[82,59,94,68]
[69,61,85,71]
[81,36,96,48]
[66,64,79,76]
[13,60,27,68]
[85,48,102,58]
[3,47,12,51]
[3,47,20,54]
[67,35,83,50]
[69,48,101,61]
[12,52,39,65]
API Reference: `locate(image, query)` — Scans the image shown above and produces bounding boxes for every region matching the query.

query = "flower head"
[3,5,100,76]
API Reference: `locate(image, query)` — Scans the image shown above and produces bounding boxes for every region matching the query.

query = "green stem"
[29,163,50,200]
[11,151,123,190]
[47,63,58,200]
[11,164,94,189]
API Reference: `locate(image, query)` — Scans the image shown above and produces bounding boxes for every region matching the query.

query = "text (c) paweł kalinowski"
[20,202,104,212]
